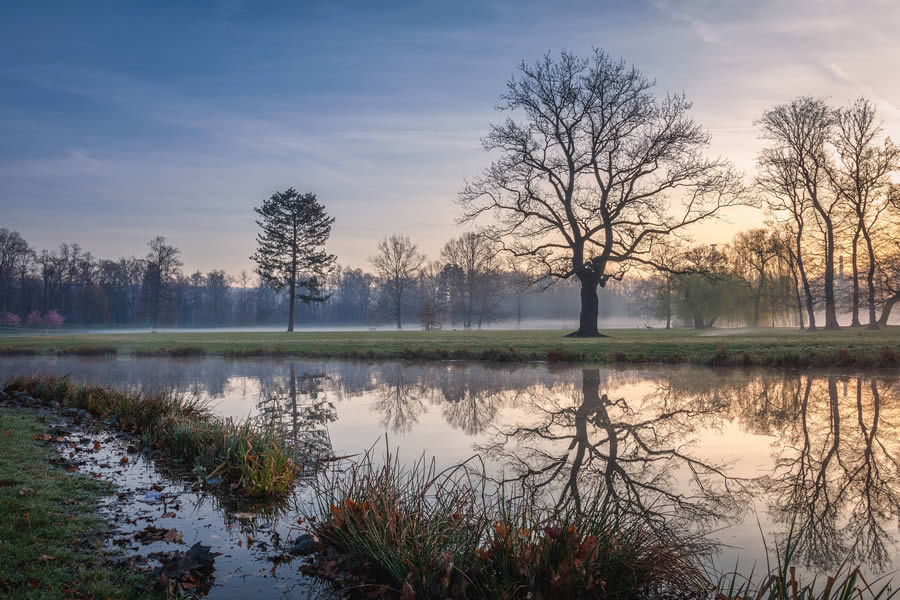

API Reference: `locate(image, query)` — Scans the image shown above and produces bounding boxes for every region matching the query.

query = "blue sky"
[2,0,899,274]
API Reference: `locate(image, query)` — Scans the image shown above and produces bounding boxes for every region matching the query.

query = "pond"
[1,356,898,595]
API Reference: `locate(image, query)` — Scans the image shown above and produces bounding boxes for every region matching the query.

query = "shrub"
[43,310,64,328]
[0,312,21,327]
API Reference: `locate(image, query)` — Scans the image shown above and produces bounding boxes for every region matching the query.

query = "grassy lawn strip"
[0,407,158,599]
[3,327,900,367]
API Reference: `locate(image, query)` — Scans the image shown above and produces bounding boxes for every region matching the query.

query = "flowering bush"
[0,312,21,327]
[43,310,64,328]
[24,310,65,328]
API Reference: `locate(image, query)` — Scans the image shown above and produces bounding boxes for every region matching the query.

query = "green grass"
[3,375,298,497]
[3,327,900,367]
[0,408,159,599]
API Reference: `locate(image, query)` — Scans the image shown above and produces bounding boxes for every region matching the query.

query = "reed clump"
[3,374,297,496]
[307,448,708,599]
[715,530,897,600]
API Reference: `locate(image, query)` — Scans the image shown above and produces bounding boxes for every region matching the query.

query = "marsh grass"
[3,374,298,496]
[715,529,898,600]
[308,446,708,599]
[310,448,898,599]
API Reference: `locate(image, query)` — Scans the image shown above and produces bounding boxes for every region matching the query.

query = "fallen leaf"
[119,456,129,465]
[37,554,56,563]
[164,529,183,543]
[32,433,52,441]
[93,441,101,451]
[161,512,176,519]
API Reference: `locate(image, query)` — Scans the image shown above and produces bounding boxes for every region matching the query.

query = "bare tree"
[145,236,182,329]
[459,49,744,337]
[829,98,899,329]
[758,147,818,330]
[758,97,841,329]
[0,229,31,314]
[371,234,425,329]
[732,228,781,327]
[440,232,503,329]
[416,261,446,330]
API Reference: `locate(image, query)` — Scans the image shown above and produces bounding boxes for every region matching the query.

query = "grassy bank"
[308,450,896,600]
[3,375,297,496]
[0,408,159,599]
[3,327,900,367]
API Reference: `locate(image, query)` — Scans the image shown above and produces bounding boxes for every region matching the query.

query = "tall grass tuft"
[3,374,297,496]
[715,527,897,600]
[308,445,708,599]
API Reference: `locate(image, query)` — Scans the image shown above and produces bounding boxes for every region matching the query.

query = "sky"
[2,0,899,275]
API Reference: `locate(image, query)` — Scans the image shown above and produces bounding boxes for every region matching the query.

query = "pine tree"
[251,189,336,332]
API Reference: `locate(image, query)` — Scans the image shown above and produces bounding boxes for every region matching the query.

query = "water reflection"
[478,368,748,543]
[761,376,900,571]
[2,356,899,574]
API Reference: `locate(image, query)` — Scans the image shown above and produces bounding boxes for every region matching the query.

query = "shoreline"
[2,327,900,368]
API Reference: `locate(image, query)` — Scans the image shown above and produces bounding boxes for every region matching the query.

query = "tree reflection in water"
[478,368,749,545]
[761,375,900,572]
[256,364,337,472]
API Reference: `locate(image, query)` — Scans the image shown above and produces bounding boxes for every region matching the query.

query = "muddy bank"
[0,389,335,599]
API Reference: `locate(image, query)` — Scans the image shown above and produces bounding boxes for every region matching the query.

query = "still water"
[2,356,898,586]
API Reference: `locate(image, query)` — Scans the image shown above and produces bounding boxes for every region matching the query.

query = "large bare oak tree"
[458,49,744,337]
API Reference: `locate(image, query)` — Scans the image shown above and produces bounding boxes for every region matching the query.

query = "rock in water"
[288,533,318,555]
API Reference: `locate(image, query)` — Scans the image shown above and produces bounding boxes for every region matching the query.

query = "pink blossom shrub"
[24,310,65,328]
[42,310,64,328]
[0,312,21,327]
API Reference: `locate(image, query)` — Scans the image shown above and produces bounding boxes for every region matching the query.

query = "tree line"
[0,226,638,330]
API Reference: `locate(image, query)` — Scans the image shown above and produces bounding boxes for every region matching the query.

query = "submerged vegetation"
[2,374,298,496]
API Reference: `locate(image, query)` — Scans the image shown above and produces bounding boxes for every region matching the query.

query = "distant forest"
[0,230,637,329]
[1,223,898,330]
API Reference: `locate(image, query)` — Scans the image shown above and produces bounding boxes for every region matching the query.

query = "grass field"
[3,327,900,367]
[0,408,158,599]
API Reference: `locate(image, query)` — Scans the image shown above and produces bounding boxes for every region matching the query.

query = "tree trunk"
[850,226,861,327]
[862,227,879,329]
[287,277,296,332]
[568,272,603,337]
[665,290,671,330]
[822,220,840,329]
[795,234,816,331]
[878,293,900,328]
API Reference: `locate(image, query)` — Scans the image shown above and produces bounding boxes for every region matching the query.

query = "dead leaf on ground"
[37,554,55,563]
[164,529,183,543]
